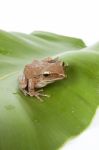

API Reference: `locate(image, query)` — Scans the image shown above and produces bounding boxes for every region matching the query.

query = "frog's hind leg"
[18,74,28,96]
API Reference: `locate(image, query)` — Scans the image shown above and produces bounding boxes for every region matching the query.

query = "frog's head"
[36,59,67,88]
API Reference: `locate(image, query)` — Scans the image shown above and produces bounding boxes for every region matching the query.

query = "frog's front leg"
[28,79,49,101]
[18,74,28,96]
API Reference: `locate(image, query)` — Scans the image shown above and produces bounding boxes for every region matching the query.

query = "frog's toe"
[35,92,50,101]
[24,91,28,96]
[35,95,44,102]
[35,93,50,101]
[20,88,28,96]
[39,93,50,98]
[37,89,43,92]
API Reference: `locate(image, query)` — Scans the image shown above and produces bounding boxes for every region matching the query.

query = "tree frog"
[18,57,67,101]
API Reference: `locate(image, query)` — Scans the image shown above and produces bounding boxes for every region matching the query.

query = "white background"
[0,0,99,149]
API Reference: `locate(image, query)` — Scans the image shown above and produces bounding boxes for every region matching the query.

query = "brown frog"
[18,57,67,101]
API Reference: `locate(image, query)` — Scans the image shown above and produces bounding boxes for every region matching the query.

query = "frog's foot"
[28,89,50,101]
[19,88,28,96]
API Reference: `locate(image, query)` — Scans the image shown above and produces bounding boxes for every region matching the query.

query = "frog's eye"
[43,71,50,77]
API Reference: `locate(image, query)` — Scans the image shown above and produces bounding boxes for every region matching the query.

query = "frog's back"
[24,61,45,79]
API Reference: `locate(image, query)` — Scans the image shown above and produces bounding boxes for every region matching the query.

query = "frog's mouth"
[45,74,65,82]
[44,76,65,83]
[51,74,65,80]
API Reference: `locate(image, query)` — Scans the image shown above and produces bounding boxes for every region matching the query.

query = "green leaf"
[0,30,98,150]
